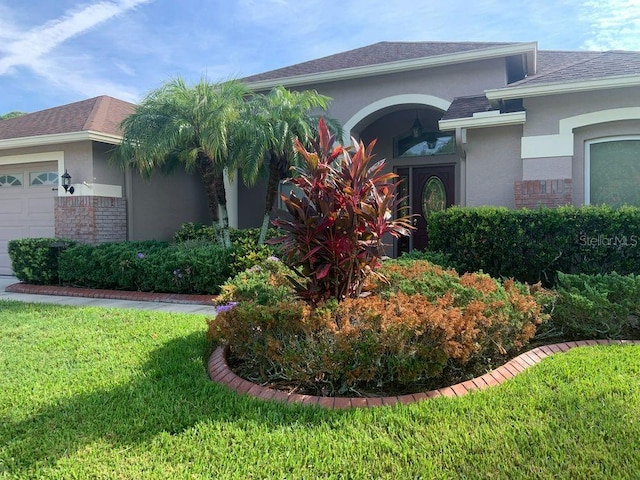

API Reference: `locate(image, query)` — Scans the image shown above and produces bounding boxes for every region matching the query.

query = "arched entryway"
[344,96,457,255]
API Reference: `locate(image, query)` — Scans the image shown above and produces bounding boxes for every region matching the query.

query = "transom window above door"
[586,138,640,207]
[394,131,454,158]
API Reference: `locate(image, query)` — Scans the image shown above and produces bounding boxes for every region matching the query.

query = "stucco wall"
[523,87,640,137]
[293,58,508,132]
[465,125,523,208]
[0,141,92,180]
[92,142,126,186]
[128,167,211,241]
[237,177,269,229]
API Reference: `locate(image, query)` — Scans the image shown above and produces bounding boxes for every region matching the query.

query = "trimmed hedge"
[58,241,233,294]
[428,205,640,285]
[7,238,76,284]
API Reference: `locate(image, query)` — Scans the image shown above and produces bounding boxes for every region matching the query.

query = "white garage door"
[0,162,57,275]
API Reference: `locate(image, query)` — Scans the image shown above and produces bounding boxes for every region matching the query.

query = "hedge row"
[7,227,279,294]
[428,205,640,285]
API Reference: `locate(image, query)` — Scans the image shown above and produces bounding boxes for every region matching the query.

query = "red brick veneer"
[55,195,127,244]
[208,340,640,408]
[514,179,572,209]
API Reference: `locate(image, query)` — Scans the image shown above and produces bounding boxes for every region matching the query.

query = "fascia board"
[246,42,538,90]
[439,111,526,130]
[0,130,123,151]
[486,74,640,101]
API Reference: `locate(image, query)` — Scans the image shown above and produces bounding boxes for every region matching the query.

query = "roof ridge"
[83,95,111,131]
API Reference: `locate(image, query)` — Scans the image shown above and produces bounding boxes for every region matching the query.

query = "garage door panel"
[28,226,55,237]
[0,198,25,215]
[28,195,54,213]
[0,254,11,275]
[0,162,56,275]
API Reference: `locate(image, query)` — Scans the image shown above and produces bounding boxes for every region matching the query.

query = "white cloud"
[581,0,640,50]
[0,0,153,75]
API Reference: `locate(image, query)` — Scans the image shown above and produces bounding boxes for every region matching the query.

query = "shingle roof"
[242,41,520,83]
[440,95,494,121]
[0,95,135,141]
[513,50,640,87]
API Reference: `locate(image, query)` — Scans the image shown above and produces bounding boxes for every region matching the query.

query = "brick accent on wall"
[55,196,127,244]
[514,179,572,209]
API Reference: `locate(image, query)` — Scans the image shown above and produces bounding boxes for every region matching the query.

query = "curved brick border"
[5,283,214,305]
[208,340,640,409]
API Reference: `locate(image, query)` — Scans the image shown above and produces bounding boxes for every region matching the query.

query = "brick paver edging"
[5,283,215,305]
[208,340,640,409]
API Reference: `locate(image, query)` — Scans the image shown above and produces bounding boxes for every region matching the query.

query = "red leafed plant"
[270,117,414,304]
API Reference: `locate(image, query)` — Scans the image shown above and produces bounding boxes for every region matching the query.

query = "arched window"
[586,137,640,207]
[30,171,58,186]
[0,174,23,187]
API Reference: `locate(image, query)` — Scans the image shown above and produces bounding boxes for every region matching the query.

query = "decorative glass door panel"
[411,165,454,251]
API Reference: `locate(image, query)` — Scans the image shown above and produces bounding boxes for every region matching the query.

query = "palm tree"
[237,86,338,244]
[0,111,26,120]
[112,78,249,247]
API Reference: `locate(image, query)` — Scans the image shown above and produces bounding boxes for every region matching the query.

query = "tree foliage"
[112,78,249,247]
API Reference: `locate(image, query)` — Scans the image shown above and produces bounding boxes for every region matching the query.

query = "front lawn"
[1,300,639,479]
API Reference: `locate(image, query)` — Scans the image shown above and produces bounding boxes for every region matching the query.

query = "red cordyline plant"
[270,117,414,304]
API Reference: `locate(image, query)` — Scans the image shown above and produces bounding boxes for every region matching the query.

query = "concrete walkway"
[0,275,216,315]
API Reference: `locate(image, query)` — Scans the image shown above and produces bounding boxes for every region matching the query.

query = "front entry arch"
[343,94,451,142]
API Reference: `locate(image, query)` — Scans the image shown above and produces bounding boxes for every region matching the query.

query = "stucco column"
[224,169,238,229]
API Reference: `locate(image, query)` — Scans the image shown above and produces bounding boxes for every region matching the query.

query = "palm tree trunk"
[259,155,282,245]
[198,153,230,247]
[213,169,231,248]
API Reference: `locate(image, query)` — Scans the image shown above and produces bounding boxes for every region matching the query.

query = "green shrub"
[173,222,216,243]
[397,249,459,270]
[215,256,295,306]
[229,237,279,276]
[8,238,76,284]
[428,205,640,285]
[60,241,167,290]
[208,259,552,396]
[174,223,281,246]
[60,241,232,294]
[536,272,640,342]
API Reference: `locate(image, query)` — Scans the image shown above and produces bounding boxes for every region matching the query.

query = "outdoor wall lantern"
[411,114,424,138]
[61,170,74,194]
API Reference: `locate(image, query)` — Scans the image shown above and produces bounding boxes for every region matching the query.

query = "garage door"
[0,162,57,275]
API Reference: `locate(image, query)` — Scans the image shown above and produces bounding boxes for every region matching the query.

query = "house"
[0,96,210,275]
[2,40,640,274]
[240,41,640,254]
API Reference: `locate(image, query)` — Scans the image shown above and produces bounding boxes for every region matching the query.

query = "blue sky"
[1,0,640,114]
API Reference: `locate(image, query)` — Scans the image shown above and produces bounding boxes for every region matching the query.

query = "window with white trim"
[29,171,58,186]
[0,174,23,187]
[586,137,640,207]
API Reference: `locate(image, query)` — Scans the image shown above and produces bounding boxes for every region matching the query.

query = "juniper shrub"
[207,260,552,396]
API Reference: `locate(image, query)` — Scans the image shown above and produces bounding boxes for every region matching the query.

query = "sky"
[1,0,640,114]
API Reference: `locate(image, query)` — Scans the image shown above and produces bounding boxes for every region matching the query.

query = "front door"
[396,165,455,253]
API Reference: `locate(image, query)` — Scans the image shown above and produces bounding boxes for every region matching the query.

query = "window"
[0,174,23,187]
[30,171,58,186]
[394,131,454,158]
[586,138,640,207]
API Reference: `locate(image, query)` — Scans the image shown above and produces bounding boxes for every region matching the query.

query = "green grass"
[1,299,639,479]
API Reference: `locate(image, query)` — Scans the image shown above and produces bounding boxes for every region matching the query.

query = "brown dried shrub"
[207,260,553,396]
